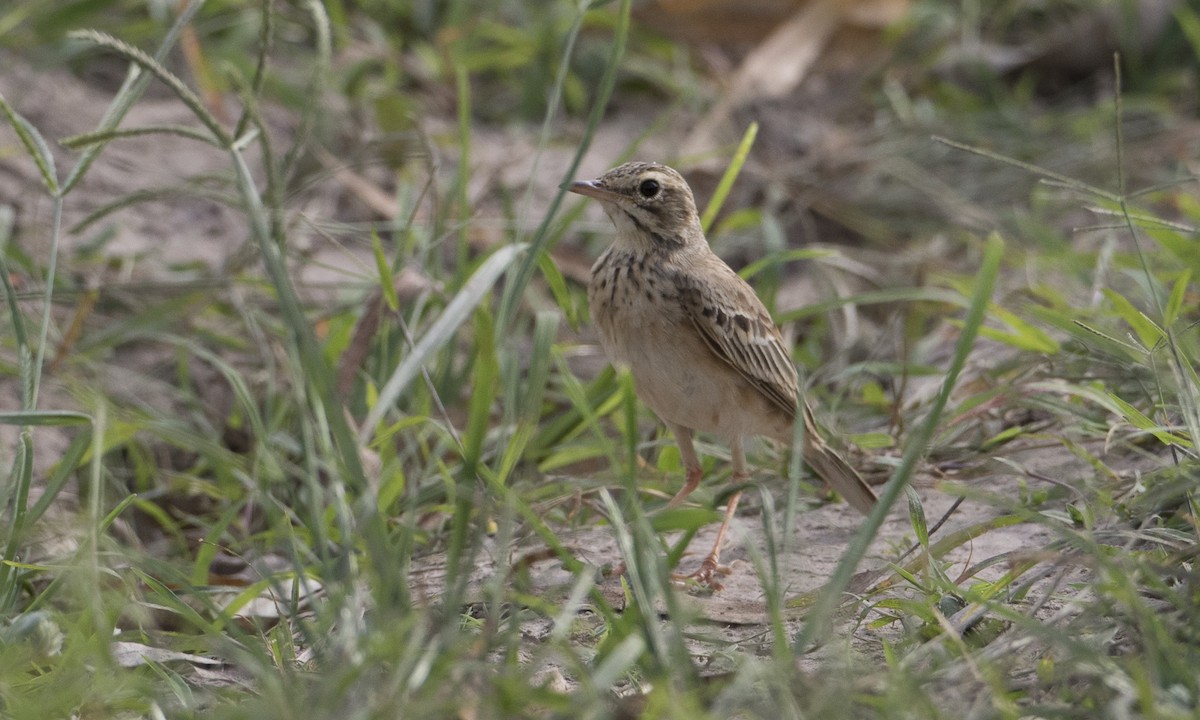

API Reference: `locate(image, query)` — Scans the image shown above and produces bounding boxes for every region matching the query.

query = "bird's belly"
[589,248,792,441]
[634,354,790,439]
[598,310,790,440]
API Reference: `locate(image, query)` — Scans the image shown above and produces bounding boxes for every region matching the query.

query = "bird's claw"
[672,556,732,591]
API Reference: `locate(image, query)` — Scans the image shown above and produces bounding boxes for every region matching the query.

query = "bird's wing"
[677,260,800,417]
[677,255,877,515]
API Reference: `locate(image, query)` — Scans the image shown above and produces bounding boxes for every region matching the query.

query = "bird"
[569,161,877,588]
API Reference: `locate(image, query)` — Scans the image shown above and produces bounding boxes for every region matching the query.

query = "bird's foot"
[603,561,627,579]
[671,555,733,591]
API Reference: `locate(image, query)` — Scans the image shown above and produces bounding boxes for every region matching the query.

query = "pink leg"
[682,489,743,589]
[678,438,747,590]
[665,423,702,508]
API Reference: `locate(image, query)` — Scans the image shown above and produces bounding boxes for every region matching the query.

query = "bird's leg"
[678,438,747,590]
[682,489,743,589]
[665,424,702,508]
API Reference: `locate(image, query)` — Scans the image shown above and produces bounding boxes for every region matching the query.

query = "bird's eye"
[638,179,660,198]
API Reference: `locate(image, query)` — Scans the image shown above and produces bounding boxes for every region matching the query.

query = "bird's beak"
[567,179,624,203]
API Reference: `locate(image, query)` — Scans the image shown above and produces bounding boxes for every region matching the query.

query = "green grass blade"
[794,232,1004,649]
[699,121,757,233]
[496,0,631,334]
[934,135,1117,202]
[776,286,966,324]
[24,429,91,530]
[522,311,559,423]
[67,30,230,147]
[0,431,32,610]
[536,251,579,330]
[359,243,527,443]
[59,0,207,195]
[462,308,498,475]
[1163,269,1191,328]
[1102,288,1163,350]
[1176,2,1200,58]
[0,411,93,426]
[0,92,59,195]
[739,247,834,281]
[60,125,222,149]
[0,215,33,406]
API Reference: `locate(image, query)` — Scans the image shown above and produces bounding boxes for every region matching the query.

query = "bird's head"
[568,162,702,251]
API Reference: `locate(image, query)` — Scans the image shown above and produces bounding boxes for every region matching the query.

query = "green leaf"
[496,0,630,333]
[1163,269,1191,328]
[360,243,526,442]
[700,121,758,233]
[1106,392,1192,449]
[536,251,579,331]
[1178,2,1200,58]
[493,423,535,487]
[981,424,1024,450]
[25,429,91,529]
[0,411,92,427]
[649,506,722,533]
[655,444,682,473]
[980,304,1060,354]
[847,432,895,449]
[536,442,608,473]
[60,124,220,149]
[739,248,835,281]
[889,563,928,594]
[371,232,399,312]
[1068,319,1146,359]
[0,92,59,195]
[905,485,929,549]
[1102,288,1164,350]
[462,308,498,476]
[1031,379,1192,449]
[68,30,230,147]
[522,311,558,423]
[793,232,1004,649]
[712,207,762,237]
[776,286,965,324]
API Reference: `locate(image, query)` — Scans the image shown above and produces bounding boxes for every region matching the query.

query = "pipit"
[570,161,877,588]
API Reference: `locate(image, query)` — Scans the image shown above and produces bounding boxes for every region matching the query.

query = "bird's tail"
[799,403,877,516]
